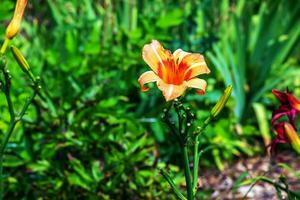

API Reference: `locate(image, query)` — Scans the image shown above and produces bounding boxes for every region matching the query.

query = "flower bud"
[5,0,28,40]
[284,123,300,154]
[11,46,36,82]
[272,89,300,112]
[210,85,233,118]
[11,46,30,72]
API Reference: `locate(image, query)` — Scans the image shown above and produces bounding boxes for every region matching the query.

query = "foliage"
[207,0,300,122]
[3,98,176,198]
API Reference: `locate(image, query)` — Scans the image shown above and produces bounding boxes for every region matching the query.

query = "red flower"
[271,122,289,153]
[271,122,300,154]
[271,89,300,129]
[270,89,300,154]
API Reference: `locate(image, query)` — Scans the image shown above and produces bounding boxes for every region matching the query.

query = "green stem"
[0,120,17,199]
[163,103,182,144]
[258,177,300,199]
[0,85,37,199]
[0,38,10,54]
[181,145,193,200]
[191,116,213,198]
[0,65,14,200]
[192,135,200,197]
[3,69,14,119]
[194,116,211,136]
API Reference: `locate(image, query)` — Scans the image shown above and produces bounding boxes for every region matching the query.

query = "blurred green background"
[0,0,299,199]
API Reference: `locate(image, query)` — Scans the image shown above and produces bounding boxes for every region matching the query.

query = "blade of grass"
[160,169,187,200]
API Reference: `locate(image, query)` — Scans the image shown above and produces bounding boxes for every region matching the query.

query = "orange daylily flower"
[138,40,210,101]
[6,0,28,39]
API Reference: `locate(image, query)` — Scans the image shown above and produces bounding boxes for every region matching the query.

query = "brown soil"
[199,151,300,200]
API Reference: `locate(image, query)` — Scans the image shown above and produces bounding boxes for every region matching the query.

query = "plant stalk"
[0,82,37,199]
[192,135,200,197]
[181,145,193,200]
[0,38,10,54]
[259,177,300,199]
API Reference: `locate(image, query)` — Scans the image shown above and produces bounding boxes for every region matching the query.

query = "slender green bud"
[11,46,36,82]
[210,85,233,118]
[11,46,30,73]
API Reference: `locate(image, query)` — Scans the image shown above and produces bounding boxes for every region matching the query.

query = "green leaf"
[156,9,184,28]
[150,121,165,142]
[27,160,50,172]
[212,149,224,171]
[69,158,93,183]
[232,172,249,192]
[160,169,187,200]
[67,173,90,191]
[252,103,271,146]
[91,161,104,182]
[278,163,300,180]
[3,155,26,167]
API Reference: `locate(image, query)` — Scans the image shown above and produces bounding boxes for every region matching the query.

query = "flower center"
[157,60,191,85]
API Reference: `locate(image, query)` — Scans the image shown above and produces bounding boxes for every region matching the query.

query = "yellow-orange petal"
[138,71,160,92]
[186,78,207,95]
[156,80,187,101]
[181,53,210,80]
[287,93,300,112]
[142,40,171,74]
[173,49,190,67]
[284,123,300,154]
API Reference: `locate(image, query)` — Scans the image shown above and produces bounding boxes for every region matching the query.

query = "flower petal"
[272,105,297,128]
[270,122,288,154]
[274,123,288,141]
[272,89,288,104]
[138,71,160,92]
[142,40,171,74]
[287,92,300,112]
[156,80,187,101]
[181,54,210,80]
[186,78,207,95]
[173,49,190,66]
[6,0,28,39]
[284,122,300,154]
